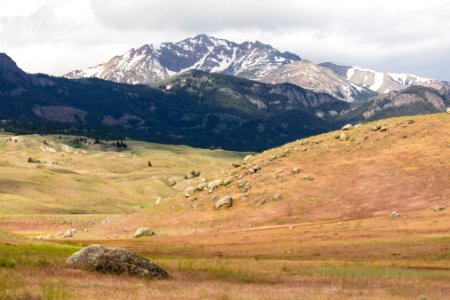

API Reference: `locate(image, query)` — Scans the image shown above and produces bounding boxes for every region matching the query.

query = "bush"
[27,157,41,164]
[190,170,201,178]
[0,257,16,268]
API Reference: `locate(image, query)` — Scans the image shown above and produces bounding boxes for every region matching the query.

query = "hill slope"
[0,132,245,217]
[102,113,450,233]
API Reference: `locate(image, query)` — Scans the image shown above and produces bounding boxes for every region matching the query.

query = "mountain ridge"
[65,34,301,84]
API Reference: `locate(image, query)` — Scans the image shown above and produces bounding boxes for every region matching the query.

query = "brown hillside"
[96,113,449,235]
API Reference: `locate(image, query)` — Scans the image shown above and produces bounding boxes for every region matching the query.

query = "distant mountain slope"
[319,62,444,93]
[65,34,300,84]
[342,85,450,122]
[259,60,377,102]
[1,53,347,151]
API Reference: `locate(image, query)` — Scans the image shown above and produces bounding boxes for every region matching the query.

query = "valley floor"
[1,207,449,299]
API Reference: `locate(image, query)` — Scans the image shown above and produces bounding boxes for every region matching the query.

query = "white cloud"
[0,0,449,80]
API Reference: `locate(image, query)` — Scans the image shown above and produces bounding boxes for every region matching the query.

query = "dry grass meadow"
[0,113,449,299]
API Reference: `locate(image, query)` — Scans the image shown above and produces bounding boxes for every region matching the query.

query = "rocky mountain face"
[259,60,377,102]
[342,86,450,122]
[319,62,444,93]
[65,34,300,84]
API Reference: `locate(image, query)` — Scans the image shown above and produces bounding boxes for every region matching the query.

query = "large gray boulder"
[66,245,169,279]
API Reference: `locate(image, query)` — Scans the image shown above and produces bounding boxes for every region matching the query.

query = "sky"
[0,0,449,81]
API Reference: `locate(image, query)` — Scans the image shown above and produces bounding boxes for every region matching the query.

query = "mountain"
[319,62,444,93]
[259,60,377,102]
[342,85,450,122]
[65,34,300,84]
[1,53,348,151]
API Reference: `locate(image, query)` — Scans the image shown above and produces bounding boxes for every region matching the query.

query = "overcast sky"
[1,0,449,80]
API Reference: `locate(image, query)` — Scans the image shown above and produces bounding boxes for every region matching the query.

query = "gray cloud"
[0,0,449,80]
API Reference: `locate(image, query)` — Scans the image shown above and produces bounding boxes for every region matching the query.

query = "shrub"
[0,256,16,268]
[27,157,41,164]
[190,170,201,178]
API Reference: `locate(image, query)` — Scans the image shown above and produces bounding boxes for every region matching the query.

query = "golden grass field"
[0,113,449,299]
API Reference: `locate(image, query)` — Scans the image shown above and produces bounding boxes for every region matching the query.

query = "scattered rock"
[390,211,401,217]
[303,176,314,181]
[342,124,353,130]
[268,155,278,161]
[272,193,282,201]
[133,227,155,238]
[406,119,415,124]
[66,245,169,279]
[210,195,219,202]
[215,196,233,209]
[292,167,300,174]
[447,107,450,114]
[300,140,309,145]
[380,126,388,132]
[208,179,223,192]
[155,197,162,205]
[247,165,261,174]
[232,162,241,168]
[431,206,446,212]
[56,232,64,237]
[371,125,381,131]
[223,176,234,186]
[196,182,207,191]
[244,155,254,162]
[237,179,251,192]
[63,230,73,238]
[185,186,196,197]
[256,199,266,206]
[339,132,349,141]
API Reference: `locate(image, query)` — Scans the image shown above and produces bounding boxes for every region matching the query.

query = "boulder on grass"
[133,227,155,238]
[215,196,233,209]
[66,245,168,279]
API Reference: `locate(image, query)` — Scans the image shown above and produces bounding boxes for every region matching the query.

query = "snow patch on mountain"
[65,34,300,85]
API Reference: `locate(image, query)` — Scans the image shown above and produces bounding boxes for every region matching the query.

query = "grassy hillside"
[0,132,246,234]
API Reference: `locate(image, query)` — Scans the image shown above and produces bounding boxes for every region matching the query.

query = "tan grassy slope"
[106,113,450,234]
[0,133,246,216]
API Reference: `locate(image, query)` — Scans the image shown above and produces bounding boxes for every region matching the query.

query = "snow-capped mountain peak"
[319,62,443,93]
[65,35,301,84]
